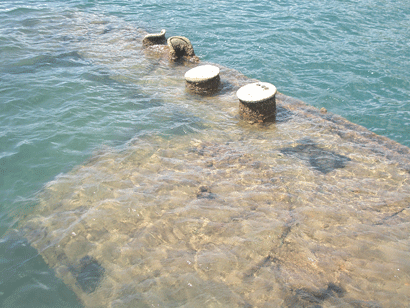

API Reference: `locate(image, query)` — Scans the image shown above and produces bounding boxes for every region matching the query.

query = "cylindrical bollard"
[184,65,220,95]
[236,82,277,123]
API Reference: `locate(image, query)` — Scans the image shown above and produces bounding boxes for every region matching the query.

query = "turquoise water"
[1,0,410,307]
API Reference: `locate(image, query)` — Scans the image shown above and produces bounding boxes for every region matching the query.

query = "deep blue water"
[1,0,409,306]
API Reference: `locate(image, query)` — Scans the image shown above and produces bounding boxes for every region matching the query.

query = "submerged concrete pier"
[14,17,410,308]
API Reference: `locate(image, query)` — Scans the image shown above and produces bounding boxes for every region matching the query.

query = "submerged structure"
[10,15,410,308]
[237,82,277,123]
[142,29,167,46]
[167,36,198,62]
[184,65,221,95]
[142,29,198,62]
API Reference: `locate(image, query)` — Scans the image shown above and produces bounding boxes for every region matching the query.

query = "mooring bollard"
[184,65,220,95]
[236,82,277,123]
[142,29,167,46]
[167,36,198,61]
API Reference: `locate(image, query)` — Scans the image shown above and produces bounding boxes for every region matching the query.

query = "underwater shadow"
[280,138,351,174]
[275,105,294,123]
[69,255,105,294]
[284,283,345,308]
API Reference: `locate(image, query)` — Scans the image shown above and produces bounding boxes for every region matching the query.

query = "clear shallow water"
[1,1,410,307]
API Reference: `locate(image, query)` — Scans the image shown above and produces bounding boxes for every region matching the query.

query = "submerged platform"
[12,15,410,308]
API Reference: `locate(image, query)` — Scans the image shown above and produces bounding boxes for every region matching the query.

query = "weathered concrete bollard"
[142,29,167,46]
[167,36,198,62]
[236,82,277,123]
[184,65,220,95]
